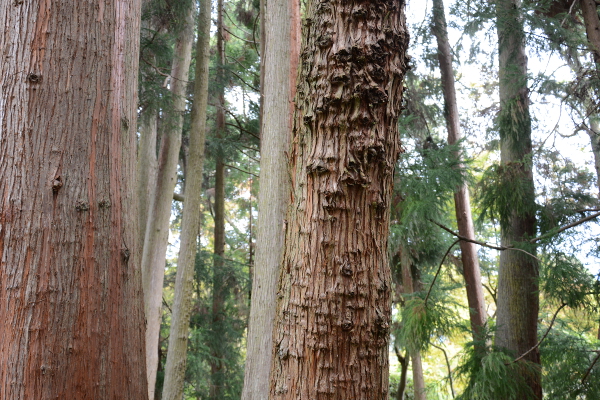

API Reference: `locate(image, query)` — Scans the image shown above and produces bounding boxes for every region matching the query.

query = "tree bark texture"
[580,0,600,64]
[431,0,487,344]
[0,1,147,399]
[269,1,409,399]
[160,1,211,399]
[140,7,195,398]
[241,0,300,398]
[210,1,228,398]
[495,1,541,398]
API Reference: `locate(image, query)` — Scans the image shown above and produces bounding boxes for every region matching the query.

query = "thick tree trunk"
[210,1,227,398]
[160,0,211,398]
[241,0,300,399]
[495,1,541,398]
[431,0,487,345]
[269,1,409,398]
[0,1,147,399]
[140,7,195,399]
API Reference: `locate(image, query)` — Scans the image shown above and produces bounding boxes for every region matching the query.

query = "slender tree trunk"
[137,110,159,254]
[411,351,427,400]
[0,1,147,399]
[394,348,410,400]
[210,1,227,398]
[578,0,600,196]
[161,0,211,398]
[495,1,541,398]
[140,6,195,398]
[241,0,300,398]
[269,1,409,398]
[431,0,487,345]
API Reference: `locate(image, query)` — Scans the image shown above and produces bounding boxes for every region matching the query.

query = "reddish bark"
[0,1,147,399]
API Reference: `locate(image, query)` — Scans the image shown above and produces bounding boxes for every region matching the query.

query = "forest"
[1,0,600,399]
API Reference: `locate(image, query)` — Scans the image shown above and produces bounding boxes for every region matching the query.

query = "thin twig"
[424,239,460,306]
[224,163,258,177]
[430,342,456,399]
[511,303,567,364]
[582,352,600,384]
[429,220,540,261]
[531,211,600,243]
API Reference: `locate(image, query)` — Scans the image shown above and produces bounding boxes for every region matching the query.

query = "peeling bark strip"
[0,1,147,399]
[269,1,409,399]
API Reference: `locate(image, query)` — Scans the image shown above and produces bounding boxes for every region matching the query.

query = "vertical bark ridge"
[0,0,147,398]
[270,1,409,399]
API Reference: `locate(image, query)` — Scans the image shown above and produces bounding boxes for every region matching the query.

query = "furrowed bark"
[140,6,195,398]
[495,0,541,398]
[431,0,487,345]
[0,0,147,398]
[160,0,211,398]
[241,0,300,398]
[269,1,409,399]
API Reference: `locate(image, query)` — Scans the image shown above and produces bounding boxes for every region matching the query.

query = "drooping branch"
[582,351,600,384]
[430,342,456,398]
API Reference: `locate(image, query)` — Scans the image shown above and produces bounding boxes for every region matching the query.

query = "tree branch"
[582,352,600,384]
[224,163,258,177]
[430,342,456,399]
[531,211,600,243]
[511,303,567,364]
[424,239,460,306]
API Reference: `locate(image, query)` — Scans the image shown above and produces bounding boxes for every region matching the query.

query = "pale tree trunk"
[161,1,211,399]
[411,351,427,400]
[269,1,409,398]
[140,6,195,399]
[137,111,159,253]
[0,1,147,399]
[495,1,541,398]
[210,1,227,398]
[241,0,300,398]
[431,0,486,345]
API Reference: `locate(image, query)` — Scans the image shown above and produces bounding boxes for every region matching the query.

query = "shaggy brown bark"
[0,1,147,398]
[269,1,409,399]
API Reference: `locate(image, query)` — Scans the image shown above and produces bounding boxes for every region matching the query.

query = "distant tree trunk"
[0,1,147,399]
[495,1,541,398]
[411,351,427,400]
[578,0,600,196]
[160,1,211,399]
[210,1,227,398]
[140,6,195,399]
[431,0,487,346]
[137,110,159,256]
[241,0,300,398]
[268,1,409,398]
[394,348,410,400]
[399,247,427,400]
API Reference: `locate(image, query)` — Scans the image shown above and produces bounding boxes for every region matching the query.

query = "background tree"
[0,0,148,398]
[241,0,300,398]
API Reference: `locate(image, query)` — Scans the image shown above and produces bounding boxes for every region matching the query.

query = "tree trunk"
[495,1,541,398]
[0,1,147,399]
[210,1,227,398]
[137,110,159,256]
[241,0,300,398]
[431,0,487,346]
[268,1,409,398]
[411,351,427,400]
[140,6,195,399]
[160,0,211,398]
[580,0,600,64]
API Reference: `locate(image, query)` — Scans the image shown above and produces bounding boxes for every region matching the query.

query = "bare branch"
[511,303,567,364]
[424,239,460,306]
